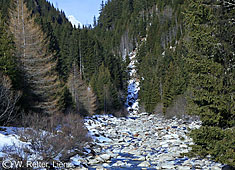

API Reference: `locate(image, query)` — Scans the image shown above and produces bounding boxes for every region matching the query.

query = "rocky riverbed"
[73,112,223,170]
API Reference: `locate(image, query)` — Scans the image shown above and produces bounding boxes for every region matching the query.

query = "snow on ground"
[0,127,26,158]
[0,126,83,168]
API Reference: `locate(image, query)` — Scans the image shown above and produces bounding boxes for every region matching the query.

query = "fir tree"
[91,63,120,113]
[0,14,19,86]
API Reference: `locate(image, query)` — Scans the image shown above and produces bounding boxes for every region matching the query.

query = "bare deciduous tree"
[0,72,21,125]
[67,62,97,115]
[9,0,62,114]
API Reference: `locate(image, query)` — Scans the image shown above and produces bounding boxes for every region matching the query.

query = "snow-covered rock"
[112,161,125,167]
[99,154,111,161]
[161,164,176,169]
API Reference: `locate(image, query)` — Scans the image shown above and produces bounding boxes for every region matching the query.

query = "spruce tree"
[91,63,120,113]
[184,0,235,166]
[0,14,19,86]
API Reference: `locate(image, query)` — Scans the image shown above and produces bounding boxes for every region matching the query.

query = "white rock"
[162,143,169,147]
[163,134,174,140]
[158,155,174,161]
[134,156,146,161]
[180,144,188,148]
[94,166,106,170]
[121,147,130,153]
[161,164,175,169]
[112,148,121,153]
[181,149,189,153]
[137,161,151,167]
[177,166,191,170]
[124,162,132,167]
[89,159,100,165]
[128,149,141,156]
[182,160,191,165]
[102,163,110,167]
[99,154,111,161]
[112,161,125,167]
[211,166,221,170]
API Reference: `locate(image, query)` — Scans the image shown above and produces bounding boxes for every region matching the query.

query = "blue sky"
[47,0,104,25]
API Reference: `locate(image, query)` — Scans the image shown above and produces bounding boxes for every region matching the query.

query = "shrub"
[113,107,129,117]
[1,143,29,170]
[165,95,187,119]
[0,72,21,125]
[153,103,163,115]
[1,112,90,167]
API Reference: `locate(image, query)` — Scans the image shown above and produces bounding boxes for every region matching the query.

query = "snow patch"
[125,49,140,114]
[68,15,83,28]
[0,127,29,158]
[125,38,146,114]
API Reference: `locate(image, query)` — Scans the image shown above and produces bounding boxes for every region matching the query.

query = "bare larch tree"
[67,62,97,115]
[9,0,62,114]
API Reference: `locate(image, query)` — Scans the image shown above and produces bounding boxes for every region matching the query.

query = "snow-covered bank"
[0,126,83,169]
[0,127,27,158]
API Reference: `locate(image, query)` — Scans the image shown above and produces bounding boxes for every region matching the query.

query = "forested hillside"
[95,0,234,166]
[0,0,126,116]
[0,0,234,167]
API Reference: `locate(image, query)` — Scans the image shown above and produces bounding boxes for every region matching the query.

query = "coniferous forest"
[0,0,234,169]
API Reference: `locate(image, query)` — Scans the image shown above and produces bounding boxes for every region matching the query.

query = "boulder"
[137,161,151,167]
[88,158,100,165]
[222,165,235,170]
[161,164,175,169]
[99,154,111,161]
[177,166,191,170]
[112,161,125,167]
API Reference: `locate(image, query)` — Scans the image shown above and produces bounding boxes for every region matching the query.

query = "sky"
[47,0,104,25]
